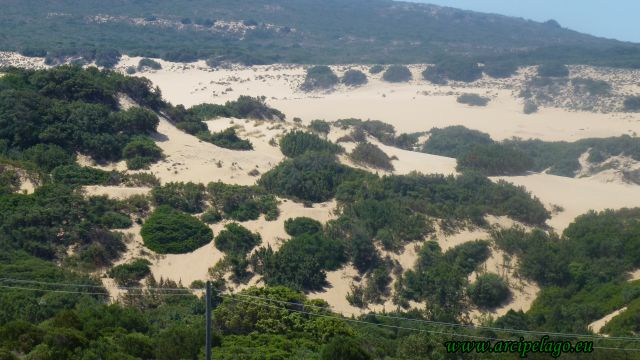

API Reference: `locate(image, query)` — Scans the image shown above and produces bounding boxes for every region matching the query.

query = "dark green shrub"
[572,78,611,96]
[309,119,331,135]
[623,96,640,112]
[468,273,510,308]
[368,65,384,74]
[214,222,261,256]
[207,181,279,221]
[151,182,206,213]
[141,205,213,254]
[341,69,368,86]
[201,208,223,224]
[523,101,539,114]
[137,58,162,71]
[198,128,253,150]
[457,93,490,107]
[538,63,569,77]
[259,151,364,202]
[382,65,412,83]
[422,126,493,157]
[22,144,75,172]
[301,66,339,91]
[321,336,371,360]
[126,66,137,75]
[484,62,518,78]
[456,143,534,176]
[279,131,342,158]
[423,58,482,83]
[123,136,163,170]
[284,217,323,236]
[224,96,285,121]
[349,142,394,170]
[107,259,152,286]
[51,165,123,186]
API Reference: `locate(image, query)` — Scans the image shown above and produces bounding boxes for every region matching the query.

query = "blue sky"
[407,0,640,43]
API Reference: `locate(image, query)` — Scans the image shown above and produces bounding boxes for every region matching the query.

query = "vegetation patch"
[456,93,490,107]
[207,181,279,221]
[381,65,412,83]
[624,96,640,112]
[197,127,253,151]
[215,222,261,257]
[349,142,394,171]
[468,273,511,308]
[341,69,368,87]
[423,58,482,84]
[137,58,162,71]
[107,258,152,286]
[301,66,339,91]
[537,63,569,77]
[151,182,206,214]
[279,131,343,158]
[141,205,213,254]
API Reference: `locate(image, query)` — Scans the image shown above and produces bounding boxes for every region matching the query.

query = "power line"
[2,283,640,352]
[4,278,640,344]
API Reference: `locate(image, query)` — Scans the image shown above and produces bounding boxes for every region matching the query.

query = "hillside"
[2,0,640,66]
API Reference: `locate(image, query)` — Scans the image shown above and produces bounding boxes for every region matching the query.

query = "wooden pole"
[205,281,212,360]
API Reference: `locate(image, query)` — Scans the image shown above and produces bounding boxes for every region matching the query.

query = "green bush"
[107,259,152,286]
[623,96,640,112]
[422,126,493,157]
[456,93,490,107]
[523,101,539,114]
[468,273,511,308]
[137,58,162,71]
[423,58,482,83]
[279,131,343,158]
[341,69,368,86]
[382,65,412,83]
[456,143,534,176]
[284,217,323,236]
[259,151,364,202]
[572,78,611,96]
[538,63,569,77]
[22,144,75,172]
[51,165,123,186]
[214,222,261,256]
[368,65,384,74]
[207,181,279,221]
[122,136,163,170]
[349,142,394,170]
[309,119,331,135]
[141,205,213,254]
[151,182,206,213]
[483,62,518,79]
[201,208,223,224]
[301,66,339,91]
[321,336,371,360]
[197,127,253,150]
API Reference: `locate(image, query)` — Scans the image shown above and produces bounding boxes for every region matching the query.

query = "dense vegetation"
[624,96,640,112]
[301,66,339,91]
[207,181,279,221]
[456,93,490,107]
[468,273,511,308]
[424,125,640,177]
[284,217,323,237]
[349,142,395,171]
[151,182,206,213]
[215,222,261,257]
[279,131,343,158]
[107,258,152,286]
[341,69,368,87]
[198,127,253,151]
[335,118,421,150]
[187,96,285,122]
[492,209,640,333]
[137,58,162,71]
[0,66,163,168]
[422,58,482,84]
[6,0,640,68]
[537,63,570,77]
[140,205,213,254]
[381,65,412,83]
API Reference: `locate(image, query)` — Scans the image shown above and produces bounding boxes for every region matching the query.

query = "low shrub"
[107,259,152,286]
[382,65,412,83]
[457,93,490,107]
[349,142,394,170]
[468,273,511,308]
[301,66,339,91]
[341,69,368,86]
[141,205,213,254]
[214,222,261,256]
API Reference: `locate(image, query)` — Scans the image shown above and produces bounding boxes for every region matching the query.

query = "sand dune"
[589,307,627,334]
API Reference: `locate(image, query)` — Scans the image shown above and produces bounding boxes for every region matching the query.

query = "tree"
[341,69,368,86]
[349,142,394,170]
[214,222,261,256]
[468,273,511,308]
[301,66,339,91]
[151,182,206,213]
[122,136,163,170]
[321,336,371,360]
[382,65,412,83]
[141,205,213,254]
[279,131,342,158]
[284,217,323,236]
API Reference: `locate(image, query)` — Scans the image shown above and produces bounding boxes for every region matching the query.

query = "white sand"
[117,58,640,142]
[628,269,640,282]
[588,307,627,334]
[494,174,640,232]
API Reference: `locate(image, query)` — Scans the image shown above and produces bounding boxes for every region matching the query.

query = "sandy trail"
[589,308,627,334]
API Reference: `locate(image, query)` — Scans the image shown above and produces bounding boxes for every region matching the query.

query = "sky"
[407,0,640,43]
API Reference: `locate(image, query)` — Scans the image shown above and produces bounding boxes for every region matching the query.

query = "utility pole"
[205,281,212,360]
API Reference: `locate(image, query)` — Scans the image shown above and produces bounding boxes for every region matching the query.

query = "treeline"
[423,125,640,177]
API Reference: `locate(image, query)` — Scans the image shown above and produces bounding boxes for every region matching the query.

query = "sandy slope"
[588,307,627,334]
[495,174,640,232]
[117,57,640,142]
